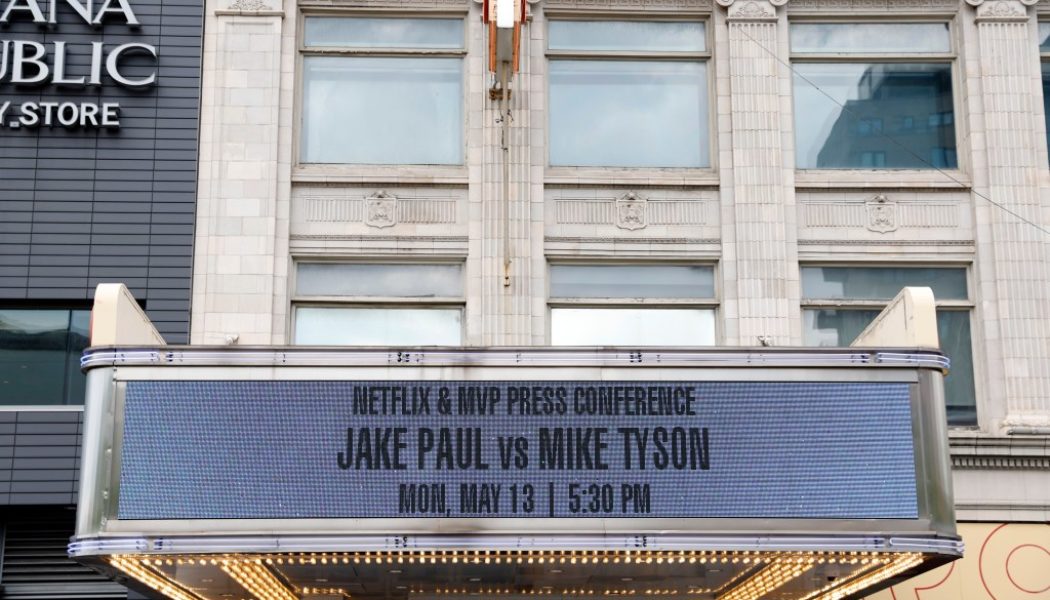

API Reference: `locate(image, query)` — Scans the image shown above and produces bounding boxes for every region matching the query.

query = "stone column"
[467,4,536,346]
[967,0,1050,431]
[191,0,286,345]
[717,0,801,346]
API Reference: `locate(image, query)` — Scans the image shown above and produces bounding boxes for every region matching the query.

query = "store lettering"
[0,0,157,130]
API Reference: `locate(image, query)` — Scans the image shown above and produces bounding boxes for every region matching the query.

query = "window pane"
[793,63,956,169]
[551,308,715,346]
[0,309,87,405]
[301,57,462,165]
[802,309,881,346]
[938,311,975,426]
[1040,22,1050,51]
[304,17,463,49]
[801,267,967,301]
[294,308,461,345]
[297,264,462,297]
[550,61,708,167]
[550,265,714,298]
[549,21,705,52]
[791,23,950,54]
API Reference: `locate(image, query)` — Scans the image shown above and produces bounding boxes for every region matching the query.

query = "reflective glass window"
[549,21,705,52]
[0,309,90,405]
[800,266,967,301]
[550,265,715,298]
[297,263,462,298]
[549,61,708,167]
[551,308,715,346]
[1040,22,1050,51]
[793,63,956,169]
[295,307,462,346]
[790,23,950,54]
[304,17,463,48]
[301,57,462,165]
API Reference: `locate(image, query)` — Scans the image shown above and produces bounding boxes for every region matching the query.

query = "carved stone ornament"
[969,0,1036,20]
[865,194,899,234]
[227,0,270,10]
[615,192,648,231]
[719,0,786,20]
[365,191,397,229]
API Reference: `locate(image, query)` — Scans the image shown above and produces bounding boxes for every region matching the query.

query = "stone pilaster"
[191,0,285,344]
[467,4,535,346]
[717,0,801,345]
[967,0,1050,430]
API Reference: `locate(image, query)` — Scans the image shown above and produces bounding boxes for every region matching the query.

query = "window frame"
[788,18,964,175]
[798,262,977,428]
[546,261,720,345]
[289,259,467,346]
[294,11,469,171]
[543,15,716,173]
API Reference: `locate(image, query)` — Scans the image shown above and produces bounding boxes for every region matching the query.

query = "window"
[292,263,463,345]
[791,22,957,169]
[1039,22,1050,161]
[547,20,710,168]
[0,308,89,405]
[300,17,464,165]
[549,265,717,346]
[800,266,975,426]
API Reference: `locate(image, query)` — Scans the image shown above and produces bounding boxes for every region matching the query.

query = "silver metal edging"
[69,535,964,558]
[81,348,950,371]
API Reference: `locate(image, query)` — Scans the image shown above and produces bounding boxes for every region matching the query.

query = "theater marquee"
[72,347,962,600]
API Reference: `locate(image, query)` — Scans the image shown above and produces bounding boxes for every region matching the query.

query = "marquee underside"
[78,544,958,600]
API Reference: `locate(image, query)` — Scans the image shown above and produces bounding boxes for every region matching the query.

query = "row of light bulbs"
[421,588,715,596]
[109,550,922,600]
[138,549,890,567]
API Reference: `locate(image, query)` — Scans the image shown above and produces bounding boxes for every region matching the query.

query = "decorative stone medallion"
[615,192,648,231]
[865,194,899,234]
[365,190,398,229]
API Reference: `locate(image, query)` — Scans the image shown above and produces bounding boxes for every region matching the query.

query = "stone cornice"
[949,433,1050,470]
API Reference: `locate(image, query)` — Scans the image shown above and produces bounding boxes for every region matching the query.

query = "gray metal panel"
[0,412,84,506]
[0,0,203,344]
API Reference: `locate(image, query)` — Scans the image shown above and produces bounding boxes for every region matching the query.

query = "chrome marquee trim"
[69,534,964,558]
[81,346,951,371]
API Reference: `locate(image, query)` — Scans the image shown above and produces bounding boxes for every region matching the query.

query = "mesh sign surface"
[117,380,918,520]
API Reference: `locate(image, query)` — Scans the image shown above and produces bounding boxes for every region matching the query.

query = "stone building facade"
[189,0,1050,594]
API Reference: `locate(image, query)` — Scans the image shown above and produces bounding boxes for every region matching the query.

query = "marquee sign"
[117,379,919,521]
[71,347,961,600]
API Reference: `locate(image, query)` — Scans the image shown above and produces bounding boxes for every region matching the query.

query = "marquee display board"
[71,347,962,600]
[118,379,918,521]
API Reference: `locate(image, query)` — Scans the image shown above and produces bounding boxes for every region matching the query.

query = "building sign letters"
[0,0,157,129]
